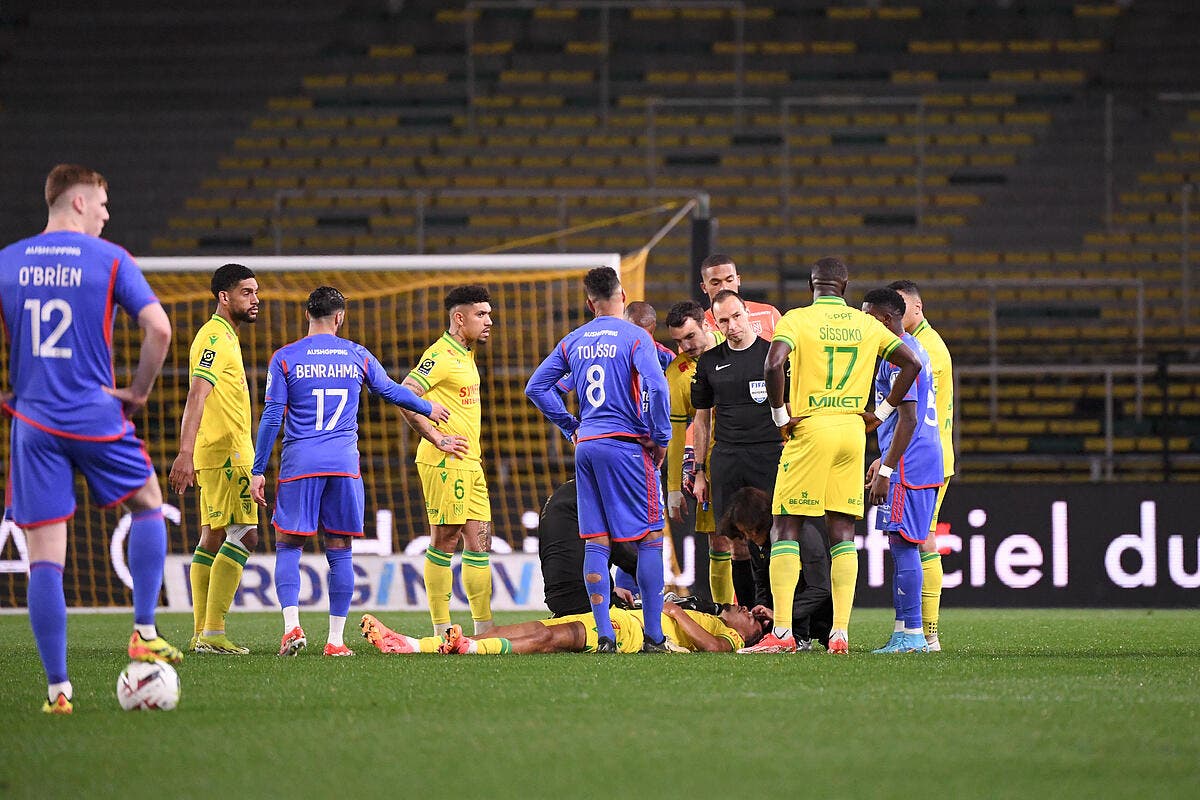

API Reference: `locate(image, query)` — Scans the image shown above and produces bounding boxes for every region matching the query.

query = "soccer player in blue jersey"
[861,288,943,654]
[525,267,673,653]
[0,164,180,713]
[250,286,453,656]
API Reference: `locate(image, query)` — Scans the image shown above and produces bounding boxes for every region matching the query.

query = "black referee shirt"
[691,337,779,445]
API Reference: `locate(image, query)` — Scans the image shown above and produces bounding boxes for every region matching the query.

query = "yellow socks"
[462,550,493,632]
[921,551,943,639]
[830,541,859,632]
[189,547,215,637]
[204,541,248,635]
[471,638,512,654]
[709,549,734,605]
[424,546,453,633]
[768,540,801,633]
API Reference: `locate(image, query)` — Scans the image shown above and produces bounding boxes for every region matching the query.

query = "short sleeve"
[406,344,445,392]
[112,251,158,319]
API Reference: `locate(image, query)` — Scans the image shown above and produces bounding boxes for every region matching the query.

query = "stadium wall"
[2,484,1194,611]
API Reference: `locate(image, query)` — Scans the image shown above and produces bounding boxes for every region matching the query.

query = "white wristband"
[877,463,894,478]
[771,406,790,427]
[874,399,895,422]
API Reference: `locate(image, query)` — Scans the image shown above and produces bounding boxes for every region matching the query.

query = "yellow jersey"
[634,609,745,652]
[407,332,483,471]
[773,296,901,418]
[664,331,724,492]
[912,319,955,477]
[189,314,253,470]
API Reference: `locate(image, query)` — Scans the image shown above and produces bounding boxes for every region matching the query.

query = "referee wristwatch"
[693,464,705,473]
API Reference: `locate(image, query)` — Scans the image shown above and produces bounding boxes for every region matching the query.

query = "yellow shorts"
[695,500,715,534]
[416,463,491,527]
[772,415,866,519]
[196,466,259,529]
[540,608,644,653]
[930,477,951,533]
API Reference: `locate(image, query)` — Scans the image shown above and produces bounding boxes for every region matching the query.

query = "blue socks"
[637,537,665,644]
[28,561,68,684]
[890,534,923,630]
[275,541,303,610]
[583,541,614,640]
[614,567,639,596]
[128,508,166,626]
[326,546,353,618]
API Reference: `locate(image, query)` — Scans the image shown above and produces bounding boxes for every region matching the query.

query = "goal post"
[1,251,639,609]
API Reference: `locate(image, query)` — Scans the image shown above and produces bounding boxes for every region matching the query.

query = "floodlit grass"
[1,608,1197,799]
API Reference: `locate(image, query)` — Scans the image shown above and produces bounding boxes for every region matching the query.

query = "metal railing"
[269,187,709,255]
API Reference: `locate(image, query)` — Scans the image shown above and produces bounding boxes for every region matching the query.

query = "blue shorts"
[272,475,365,537]
[877,480,937,544]
[7,417,152,528]
[574,437,664,542]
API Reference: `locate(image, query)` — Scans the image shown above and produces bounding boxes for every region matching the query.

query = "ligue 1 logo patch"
[199,348,217,369]
[749,380,767,403]
[416,358,435,376]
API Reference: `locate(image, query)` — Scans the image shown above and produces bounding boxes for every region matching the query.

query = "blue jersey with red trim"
[556,339,673,394]
[527,316,671,445]
[254,333,431,480]
[0,230,157,439]
[874,332,943,488]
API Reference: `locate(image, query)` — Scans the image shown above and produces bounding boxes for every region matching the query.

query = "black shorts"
[710,441,783,525]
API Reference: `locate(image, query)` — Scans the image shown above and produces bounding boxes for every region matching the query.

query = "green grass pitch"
[1,608,1197,799]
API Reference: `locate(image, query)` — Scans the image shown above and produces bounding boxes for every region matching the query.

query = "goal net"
[1,251,644,608]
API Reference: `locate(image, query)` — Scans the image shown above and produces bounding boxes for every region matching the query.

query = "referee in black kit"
[691,290,784,522]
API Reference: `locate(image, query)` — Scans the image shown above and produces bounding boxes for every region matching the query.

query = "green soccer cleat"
[128,631,184,664]
[194,633,250,655]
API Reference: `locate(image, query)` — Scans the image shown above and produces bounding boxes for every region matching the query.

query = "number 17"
[823,346,858,390]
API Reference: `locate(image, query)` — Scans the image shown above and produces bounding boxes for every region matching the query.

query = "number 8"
[584,364,606,408]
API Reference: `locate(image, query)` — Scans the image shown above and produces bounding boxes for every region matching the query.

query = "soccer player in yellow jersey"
[399,285,494,637]
[741,258,921,655]
[663,301,731,602]
[359,600,763,655]
[169,263,260,654]
[889,280,954,651]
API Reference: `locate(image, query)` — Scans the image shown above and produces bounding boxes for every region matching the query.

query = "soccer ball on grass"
[116,660,180,711]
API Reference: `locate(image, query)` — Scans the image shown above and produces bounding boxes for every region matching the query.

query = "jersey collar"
[440,331,471,355]
[913,319,930,336]
[813,296,846,307]
[210,313,237,338]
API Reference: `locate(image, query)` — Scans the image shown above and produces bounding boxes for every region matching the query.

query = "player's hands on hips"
[667,490,686,522]
[104,385,149,416]
[638,435,667,468]
[865,458,881,490]
[426,401,451,424]
[168,452,196,494]
[250,474,267,507]
[692,472,709,506]
[434,434,470,458]
[869,471,890,507]
[861,411,881,434]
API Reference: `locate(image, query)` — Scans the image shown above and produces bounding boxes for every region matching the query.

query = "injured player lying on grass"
[360,600,765,655]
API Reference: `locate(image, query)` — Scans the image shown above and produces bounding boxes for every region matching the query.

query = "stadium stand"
[0,0,1196,573]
